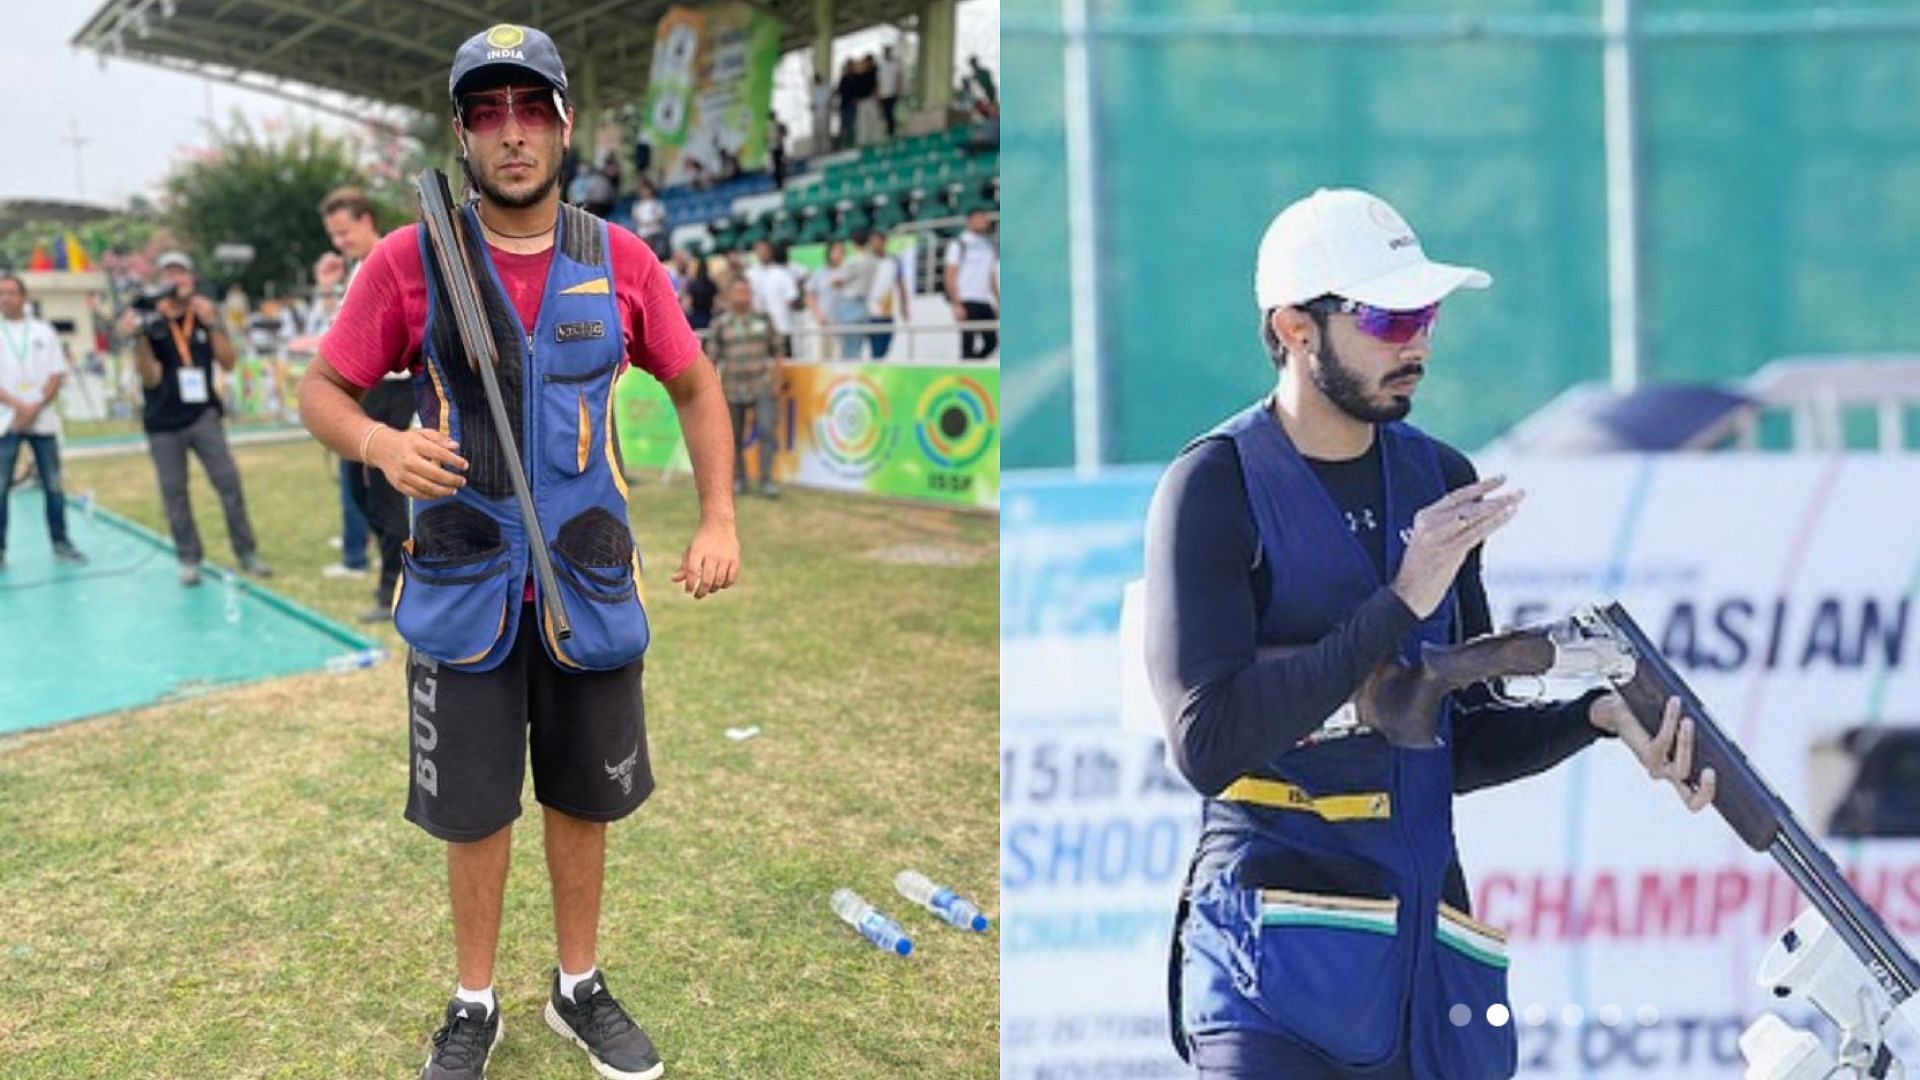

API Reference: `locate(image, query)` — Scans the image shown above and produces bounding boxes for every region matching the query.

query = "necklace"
[478,212,557,240]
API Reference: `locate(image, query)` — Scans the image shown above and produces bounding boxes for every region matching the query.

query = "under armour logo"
[1344,508,1379,534]
[605,747,638,795]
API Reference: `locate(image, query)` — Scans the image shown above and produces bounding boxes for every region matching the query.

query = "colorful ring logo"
[914,376,997,470]
[814,374,894,477]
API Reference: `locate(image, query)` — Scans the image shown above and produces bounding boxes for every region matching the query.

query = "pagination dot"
[1449,1003,1472,1027]
[1523,1004,1548,1027]
[1598,1004,1623,1027]
[1562,1004,1586,1027]
[1487,1004,1510,1027]
[1636,1004,1660,1027]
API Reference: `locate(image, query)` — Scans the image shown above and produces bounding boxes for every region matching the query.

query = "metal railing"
[695,318,1000,365]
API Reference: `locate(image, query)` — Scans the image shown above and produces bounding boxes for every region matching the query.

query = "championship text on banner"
[642,2,781,185]
[613,363,1000,509]
[1001,456,1920,1079]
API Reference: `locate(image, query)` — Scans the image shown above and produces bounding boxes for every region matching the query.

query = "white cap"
[156,250,195,273]
[1254,188,1490,311]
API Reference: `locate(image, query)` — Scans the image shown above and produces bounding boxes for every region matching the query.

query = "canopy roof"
[74,0,922,118]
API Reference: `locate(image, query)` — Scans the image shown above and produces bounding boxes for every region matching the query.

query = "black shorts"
[404,601,654,841]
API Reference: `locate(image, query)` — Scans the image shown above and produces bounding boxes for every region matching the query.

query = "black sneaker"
[52,542,88,565]
[545,971,664,1080]
[420,997,502,1080]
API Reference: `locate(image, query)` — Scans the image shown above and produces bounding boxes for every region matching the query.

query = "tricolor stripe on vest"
[1259,889,1399,936]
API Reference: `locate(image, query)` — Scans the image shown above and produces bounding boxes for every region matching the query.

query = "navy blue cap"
[449,24,568,101]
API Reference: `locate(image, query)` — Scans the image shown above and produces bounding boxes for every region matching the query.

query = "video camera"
[126,283,177,315]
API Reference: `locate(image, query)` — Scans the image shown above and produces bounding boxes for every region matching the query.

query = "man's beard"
[1312,335,1413,424]
[462,151,560,210]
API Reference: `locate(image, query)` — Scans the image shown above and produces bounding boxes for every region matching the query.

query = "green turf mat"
[0,488,382,735]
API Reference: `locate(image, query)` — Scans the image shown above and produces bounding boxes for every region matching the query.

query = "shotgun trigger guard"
[1491,674,1548,707]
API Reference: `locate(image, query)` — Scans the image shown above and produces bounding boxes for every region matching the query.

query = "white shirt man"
[945,230,998,307]
[752,263,798,338]
[0,273,86,565]
[944,212,1000,359]
[0,309,66,437]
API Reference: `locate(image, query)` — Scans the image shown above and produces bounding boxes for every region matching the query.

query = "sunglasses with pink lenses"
[1310,296,1442,345]
[458,87,564,135]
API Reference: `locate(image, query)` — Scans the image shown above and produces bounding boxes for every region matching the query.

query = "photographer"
[118,251,271,586]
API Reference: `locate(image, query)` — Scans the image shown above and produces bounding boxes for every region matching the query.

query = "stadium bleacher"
[651,125,998,256]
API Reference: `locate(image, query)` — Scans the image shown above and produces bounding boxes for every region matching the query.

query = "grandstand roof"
[72,0,921,118]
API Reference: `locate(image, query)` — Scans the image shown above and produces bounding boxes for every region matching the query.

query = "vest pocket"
[393,510,516,671]
[541,508,650,671]
[1251,887,1410,1067]
[1426,903,1520,1079]
[540,364,616,476]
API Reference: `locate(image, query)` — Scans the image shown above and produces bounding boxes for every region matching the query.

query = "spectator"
[312,188,375,578]
[747,241,800,359]
[315,186,410,622]
[0,272,87,569]
[602,149,625,190]
[969,55,997,105]
[839,229,879,359]
[667,249,692,294]
[559,146,582,205]
[853,56,882,146]
[945,208,1000,359]
[117,252,271,586]
[811,72,833,154]
[769,119,789,189]
[583,153,619,219]
[863,228,910,359]
[806,240,859,361]
[682,255,719,331]
[709,277,783,499]
[633,181,669,259]
[834,60,859,150]
[717,146,742,184]
[633,133,652,187]
[878,46,902,139]
[686,156,711,191]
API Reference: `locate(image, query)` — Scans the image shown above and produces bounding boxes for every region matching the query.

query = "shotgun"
[414,168,570,641]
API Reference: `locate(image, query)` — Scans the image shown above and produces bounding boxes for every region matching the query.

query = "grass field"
[0,438,999,1078]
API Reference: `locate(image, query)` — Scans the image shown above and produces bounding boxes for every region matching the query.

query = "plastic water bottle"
[894,870,991,932]
[222,570,241,624]
[324,648,387,674]
[830,889,913,956]
[78,489,96,525]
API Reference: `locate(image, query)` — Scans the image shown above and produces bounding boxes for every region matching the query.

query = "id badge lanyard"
[169,311,210,404]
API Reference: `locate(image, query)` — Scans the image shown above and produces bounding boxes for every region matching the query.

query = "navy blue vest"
[391,203,650,673]
[1175,402,1517,1078]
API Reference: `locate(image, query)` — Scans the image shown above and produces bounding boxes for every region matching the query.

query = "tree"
[162,112,415,297]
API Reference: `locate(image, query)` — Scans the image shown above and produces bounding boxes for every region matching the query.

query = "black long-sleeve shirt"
[1144,430,1607,799]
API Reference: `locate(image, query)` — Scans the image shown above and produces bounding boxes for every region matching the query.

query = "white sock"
[454,983,496,1019]
[558,966,598,1000]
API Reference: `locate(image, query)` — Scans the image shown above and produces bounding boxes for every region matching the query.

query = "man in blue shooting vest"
[300,24,740,1080]
[1144,188,1716,1078]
